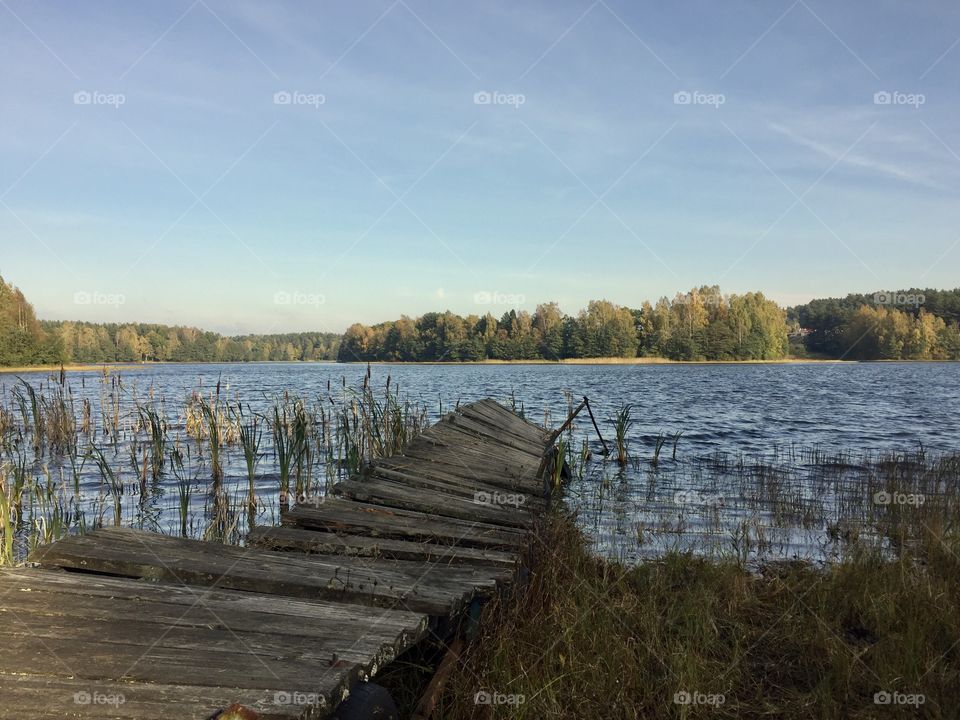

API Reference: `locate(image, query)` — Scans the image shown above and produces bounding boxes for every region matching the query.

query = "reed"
[138,404,167,480]
[12,379,44,455]
[0,374,459,559]
[291,400,312,500]
[30,468,76,547]
[89,446,123,527]
[610,403,633,466]
[271,401,296,505]
[41,384,77,456]
[194,394,224,482]
[169,443,194,537]
[651,431,667,467]
[0,468,14,565]
[232,404,262,519]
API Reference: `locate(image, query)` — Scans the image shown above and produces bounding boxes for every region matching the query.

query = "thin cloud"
[770,122,947,191]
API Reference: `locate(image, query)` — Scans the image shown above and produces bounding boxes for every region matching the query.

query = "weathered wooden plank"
[0,399,555,720]
[29,528,510,617]
[366,462,543,501]
[282,498,527,550]
[465,399,550,442]
[372,458,545,498]
[417,422,546,464]
[0,598,414,673]
[399,442,540,482]
[247,526,517,568]
[0,568,425,640]
[456,402,551,448]
[0,630,360,690]
[0,675,307,719]
[0,571,423,718]
[333,477,534,529]
[440,414,548,458]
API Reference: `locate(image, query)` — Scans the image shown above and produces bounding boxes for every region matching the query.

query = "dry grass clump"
[440,515,960,719]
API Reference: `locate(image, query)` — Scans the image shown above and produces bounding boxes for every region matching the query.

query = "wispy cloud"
[769,122,947,191]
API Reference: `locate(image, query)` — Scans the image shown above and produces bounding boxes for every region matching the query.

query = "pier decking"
[0,399,553,719]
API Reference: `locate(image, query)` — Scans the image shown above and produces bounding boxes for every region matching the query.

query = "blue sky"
[2,0,959,334]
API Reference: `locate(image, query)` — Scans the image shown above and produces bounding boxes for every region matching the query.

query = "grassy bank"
[437,514,960,719]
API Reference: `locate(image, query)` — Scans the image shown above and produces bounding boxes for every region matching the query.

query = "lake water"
[5,361,959,563]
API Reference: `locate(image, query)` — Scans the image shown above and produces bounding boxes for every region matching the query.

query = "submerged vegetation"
[0,369,426,563]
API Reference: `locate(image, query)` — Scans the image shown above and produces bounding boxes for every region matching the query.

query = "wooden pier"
[0,399,554,719]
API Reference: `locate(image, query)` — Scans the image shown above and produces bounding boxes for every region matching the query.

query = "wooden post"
[411,636,464,720]
[583,396,609,455]
[547,398,587,444]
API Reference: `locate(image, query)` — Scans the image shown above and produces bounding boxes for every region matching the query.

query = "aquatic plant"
[0,468,14,565]
[138,404,167,480]
[611,404,633,466]
[232,404,262,518]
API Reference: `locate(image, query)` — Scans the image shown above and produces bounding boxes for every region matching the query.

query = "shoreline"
[4,357,959,374]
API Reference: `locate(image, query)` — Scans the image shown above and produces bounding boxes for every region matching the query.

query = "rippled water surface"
[6,361,959,563]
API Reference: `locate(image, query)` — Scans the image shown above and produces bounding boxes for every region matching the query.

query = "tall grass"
[439,514,960,719]
[232,404,262,521]
[611,403,633,466]
[89,446,123,527]
[0,468,14,565]
[271,401,297,506]
[138,405,167,480]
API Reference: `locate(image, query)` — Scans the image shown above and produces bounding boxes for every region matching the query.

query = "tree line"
[337,287,789,362]
[5,274,960,365]
[791,289,960,360]
[0,275,339,365]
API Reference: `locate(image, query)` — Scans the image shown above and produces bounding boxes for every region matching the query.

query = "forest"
[4,274,960,365]
[0,276,339,365]
[337,288,789,362]
[790,289,960,360]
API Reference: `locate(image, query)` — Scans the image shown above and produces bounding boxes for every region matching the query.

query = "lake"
[4,361,958,564]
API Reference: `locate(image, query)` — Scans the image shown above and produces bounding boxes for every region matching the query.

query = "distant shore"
[360,357,849,365]
[8,356,960,374]
[0,357,866,374]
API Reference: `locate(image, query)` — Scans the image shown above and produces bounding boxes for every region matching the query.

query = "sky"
[1,0,959,334]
